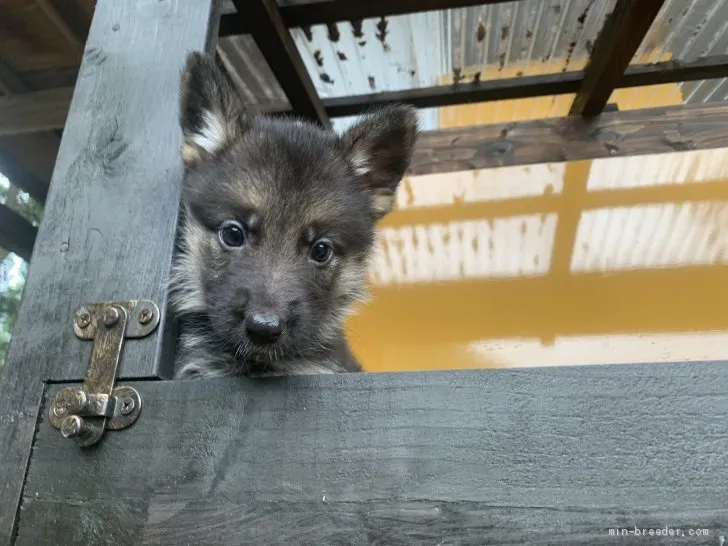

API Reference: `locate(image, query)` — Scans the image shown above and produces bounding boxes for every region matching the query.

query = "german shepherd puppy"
[169,53,418,379]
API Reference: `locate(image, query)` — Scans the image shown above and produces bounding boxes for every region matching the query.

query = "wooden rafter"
[569,0,667,117]
[8,56,728,136]
[312,56,728,117]
[409,101,728,175]
[34,0,85,53]
[220,0,520,36]
[232,0,330,126]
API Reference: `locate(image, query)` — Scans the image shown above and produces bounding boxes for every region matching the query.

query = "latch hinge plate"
[48,300,159,447]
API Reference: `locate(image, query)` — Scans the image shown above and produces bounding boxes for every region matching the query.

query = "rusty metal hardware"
[48,300,159,447]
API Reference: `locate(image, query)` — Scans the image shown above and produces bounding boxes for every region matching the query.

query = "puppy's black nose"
[245,313,283,344]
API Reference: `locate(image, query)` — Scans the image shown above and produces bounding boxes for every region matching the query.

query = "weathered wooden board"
[409,102,728,175]
[0,0,220,543]
[18,362,728,545]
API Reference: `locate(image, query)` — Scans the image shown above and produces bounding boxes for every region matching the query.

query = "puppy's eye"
[218,221,246,248]
[309,240,334,264]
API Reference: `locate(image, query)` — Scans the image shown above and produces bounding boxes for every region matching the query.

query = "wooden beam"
[38,0,91,44]
[0,87,73,137]
[232,0,329,126]
[220,0,520,36]
[569,0,666,117]
[0,203,37,262]
[323,72,584,117]
[0,0,222,543]
[6,56,728,135]
[622,54,728,87]
[409,102,728,175]
[311,56,728,117]
[18,363,728,543]
[34,0,85,54]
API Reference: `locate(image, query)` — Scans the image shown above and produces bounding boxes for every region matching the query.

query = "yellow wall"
[345,58,728,372]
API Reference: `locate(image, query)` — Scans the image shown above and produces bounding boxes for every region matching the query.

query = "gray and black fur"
[169,52,418,379]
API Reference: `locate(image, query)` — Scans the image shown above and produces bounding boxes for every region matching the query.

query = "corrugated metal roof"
[632,0,728,105]
[218,0,728,131]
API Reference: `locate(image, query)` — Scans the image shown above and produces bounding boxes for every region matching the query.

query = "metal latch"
[48,300,160,447]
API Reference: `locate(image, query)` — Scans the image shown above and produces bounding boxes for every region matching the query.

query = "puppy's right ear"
[179,52,246,167]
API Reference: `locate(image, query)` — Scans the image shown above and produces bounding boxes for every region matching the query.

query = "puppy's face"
[172,53,418,370]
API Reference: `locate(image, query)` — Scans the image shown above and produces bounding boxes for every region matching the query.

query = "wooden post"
[0,0,221,542]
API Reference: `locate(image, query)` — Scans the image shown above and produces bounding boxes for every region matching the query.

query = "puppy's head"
[172,52,418,369]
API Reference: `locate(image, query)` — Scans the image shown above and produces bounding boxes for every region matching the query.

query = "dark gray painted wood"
[0,1,220,543]
[18,362,728,545]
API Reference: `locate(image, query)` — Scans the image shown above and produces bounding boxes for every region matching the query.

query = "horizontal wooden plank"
[19,362,728,544]
[322,71,584,117]
[4,56,727,136]
[220,0,520,35]
[316,56,728,117]
[0,87,73,136]
[409,101,728,174]
[0,204,37,261]
[622,54,728,87]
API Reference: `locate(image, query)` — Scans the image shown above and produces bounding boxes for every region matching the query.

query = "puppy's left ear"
[341,105,418,219]
[179,52,246,167]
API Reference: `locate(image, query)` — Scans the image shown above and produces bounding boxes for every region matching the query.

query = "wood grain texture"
[0,86,73,136]
[409,102,728,175]
[569,0,666,117]
[18,362,728,545]
[0,0,220,543]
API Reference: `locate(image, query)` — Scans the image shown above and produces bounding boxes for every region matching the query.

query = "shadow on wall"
[348,148,728,371]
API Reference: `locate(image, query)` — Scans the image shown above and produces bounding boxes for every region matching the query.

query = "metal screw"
[53,404,67,417]
[102,307,119,327]
[120,397,135,415]
[74,390,89,412]
[76,311,91,329]
[60,415,87,439]
[138,308,153,325]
